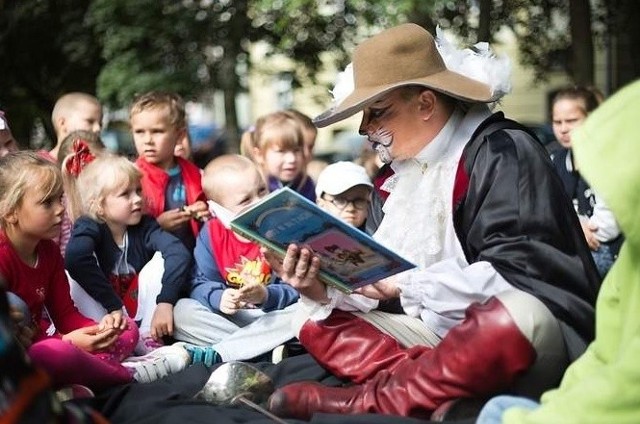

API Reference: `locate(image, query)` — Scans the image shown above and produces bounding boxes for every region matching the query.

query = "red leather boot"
[269,297,536,420]
[299,309,431,384]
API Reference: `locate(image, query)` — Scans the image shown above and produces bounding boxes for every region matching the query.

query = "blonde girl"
[64,154,192,364]
[285,109,318,163]
[247,111,316,201]
[0,151,138,390]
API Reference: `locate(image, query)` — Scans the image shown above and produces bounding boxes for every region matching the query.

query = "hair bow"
[65,139,96,177]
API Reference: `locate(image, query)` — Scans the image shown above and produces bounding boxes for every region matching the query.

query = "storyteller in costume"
[263,23,601,420]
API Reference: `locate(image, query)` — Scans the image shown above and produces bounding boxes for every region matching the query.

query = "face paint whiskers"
[369,127,394,164]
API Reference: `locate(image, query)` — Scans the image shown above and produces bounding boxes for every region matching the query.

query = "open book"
[230,187,415,293]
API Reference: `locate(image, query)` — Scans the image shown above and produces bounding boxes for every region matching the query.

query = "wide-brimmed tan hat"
[313,23,494,127]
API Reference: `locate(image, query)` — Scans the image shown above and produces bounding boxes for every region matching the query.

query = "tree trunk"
[215,1,250,154]
[477,0,491,43]
[611,0,640,91]
[219,52,240,154]
[406,1,437,33]
[223,90,240,154]
[569,0,594,86]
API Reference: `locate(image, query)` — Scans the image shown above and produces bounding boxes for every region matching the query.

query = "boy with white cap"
[315,161,373,230]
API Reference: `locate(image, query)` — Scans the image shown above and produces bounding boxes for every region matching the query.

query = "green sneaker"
[175,342,221,367]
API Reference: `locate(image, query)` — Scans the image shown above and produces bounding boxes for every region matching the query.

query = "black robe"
[454,113,600,358]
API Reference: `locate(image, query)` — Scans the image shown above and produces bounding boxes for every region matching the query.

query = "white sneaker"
[271,344,286,364]
[122,344,191,383]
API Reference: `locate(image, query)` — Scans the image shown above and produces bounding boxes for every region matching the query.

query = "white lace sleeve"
[400,258,513,337]
[296,286,379,322]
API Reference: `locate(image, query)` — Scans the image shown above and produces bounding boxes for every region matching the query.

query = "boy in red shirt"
[130,91,210,249]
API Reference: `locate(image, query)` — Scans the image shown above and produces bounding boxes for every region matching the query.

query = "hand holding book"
[231,187,415,294]
[261,244,329,304]
[264,244,402,302]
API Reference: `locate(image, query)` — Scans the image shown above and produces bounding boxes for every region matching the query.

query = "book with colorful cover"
[230,187,415,293]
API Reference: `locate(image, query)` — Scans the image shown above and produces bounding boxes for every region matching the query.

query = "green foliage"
[432,0,610,84]
[88,0,212,106]
[1,0,636,149]
[249,0,403,85]
[0,0,103,146]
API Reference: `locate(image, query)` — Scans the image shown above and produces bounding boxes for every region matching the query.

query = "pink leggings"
[28,317,138,390]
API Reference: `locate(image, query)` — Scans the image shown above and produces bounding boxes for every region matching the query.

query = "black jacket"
[65,215,192,312]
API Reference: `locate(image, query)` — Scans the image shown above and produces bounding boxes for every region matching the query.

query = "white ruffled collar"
[374,104,491,271]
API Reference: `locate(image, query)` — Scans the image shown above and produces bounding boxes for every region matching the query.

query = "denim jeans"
[592,243,617,278]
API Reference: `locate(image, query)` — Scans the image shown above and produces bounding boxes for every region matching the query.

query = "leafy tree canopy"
[1,0,637,149]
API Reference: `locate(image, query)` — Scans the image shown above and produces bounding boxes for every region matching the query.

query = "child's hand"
[238,283,267,306]
[220,288,241,315]
[150,302,174,341]
[183,201,211,222]
[99,309,127,332]
[157,209,192,232]
[62,325,119,352]
[580,218,601,250]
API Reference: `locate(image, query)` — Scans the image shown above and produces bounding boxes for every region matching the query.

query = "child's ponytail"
[61,140,97,222]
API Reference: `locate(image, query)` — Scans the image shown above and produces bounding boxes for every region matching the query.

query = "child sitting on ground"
[55,130,106,256]
[244,111,316,202]
[0,151,140,390]
[315,161,373,231]
[0,285,112,423]
[64,154,192,367]
[47,92,103,161]
[550,86,623,278]
[172,154,299,365]
[130,91,210,250]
